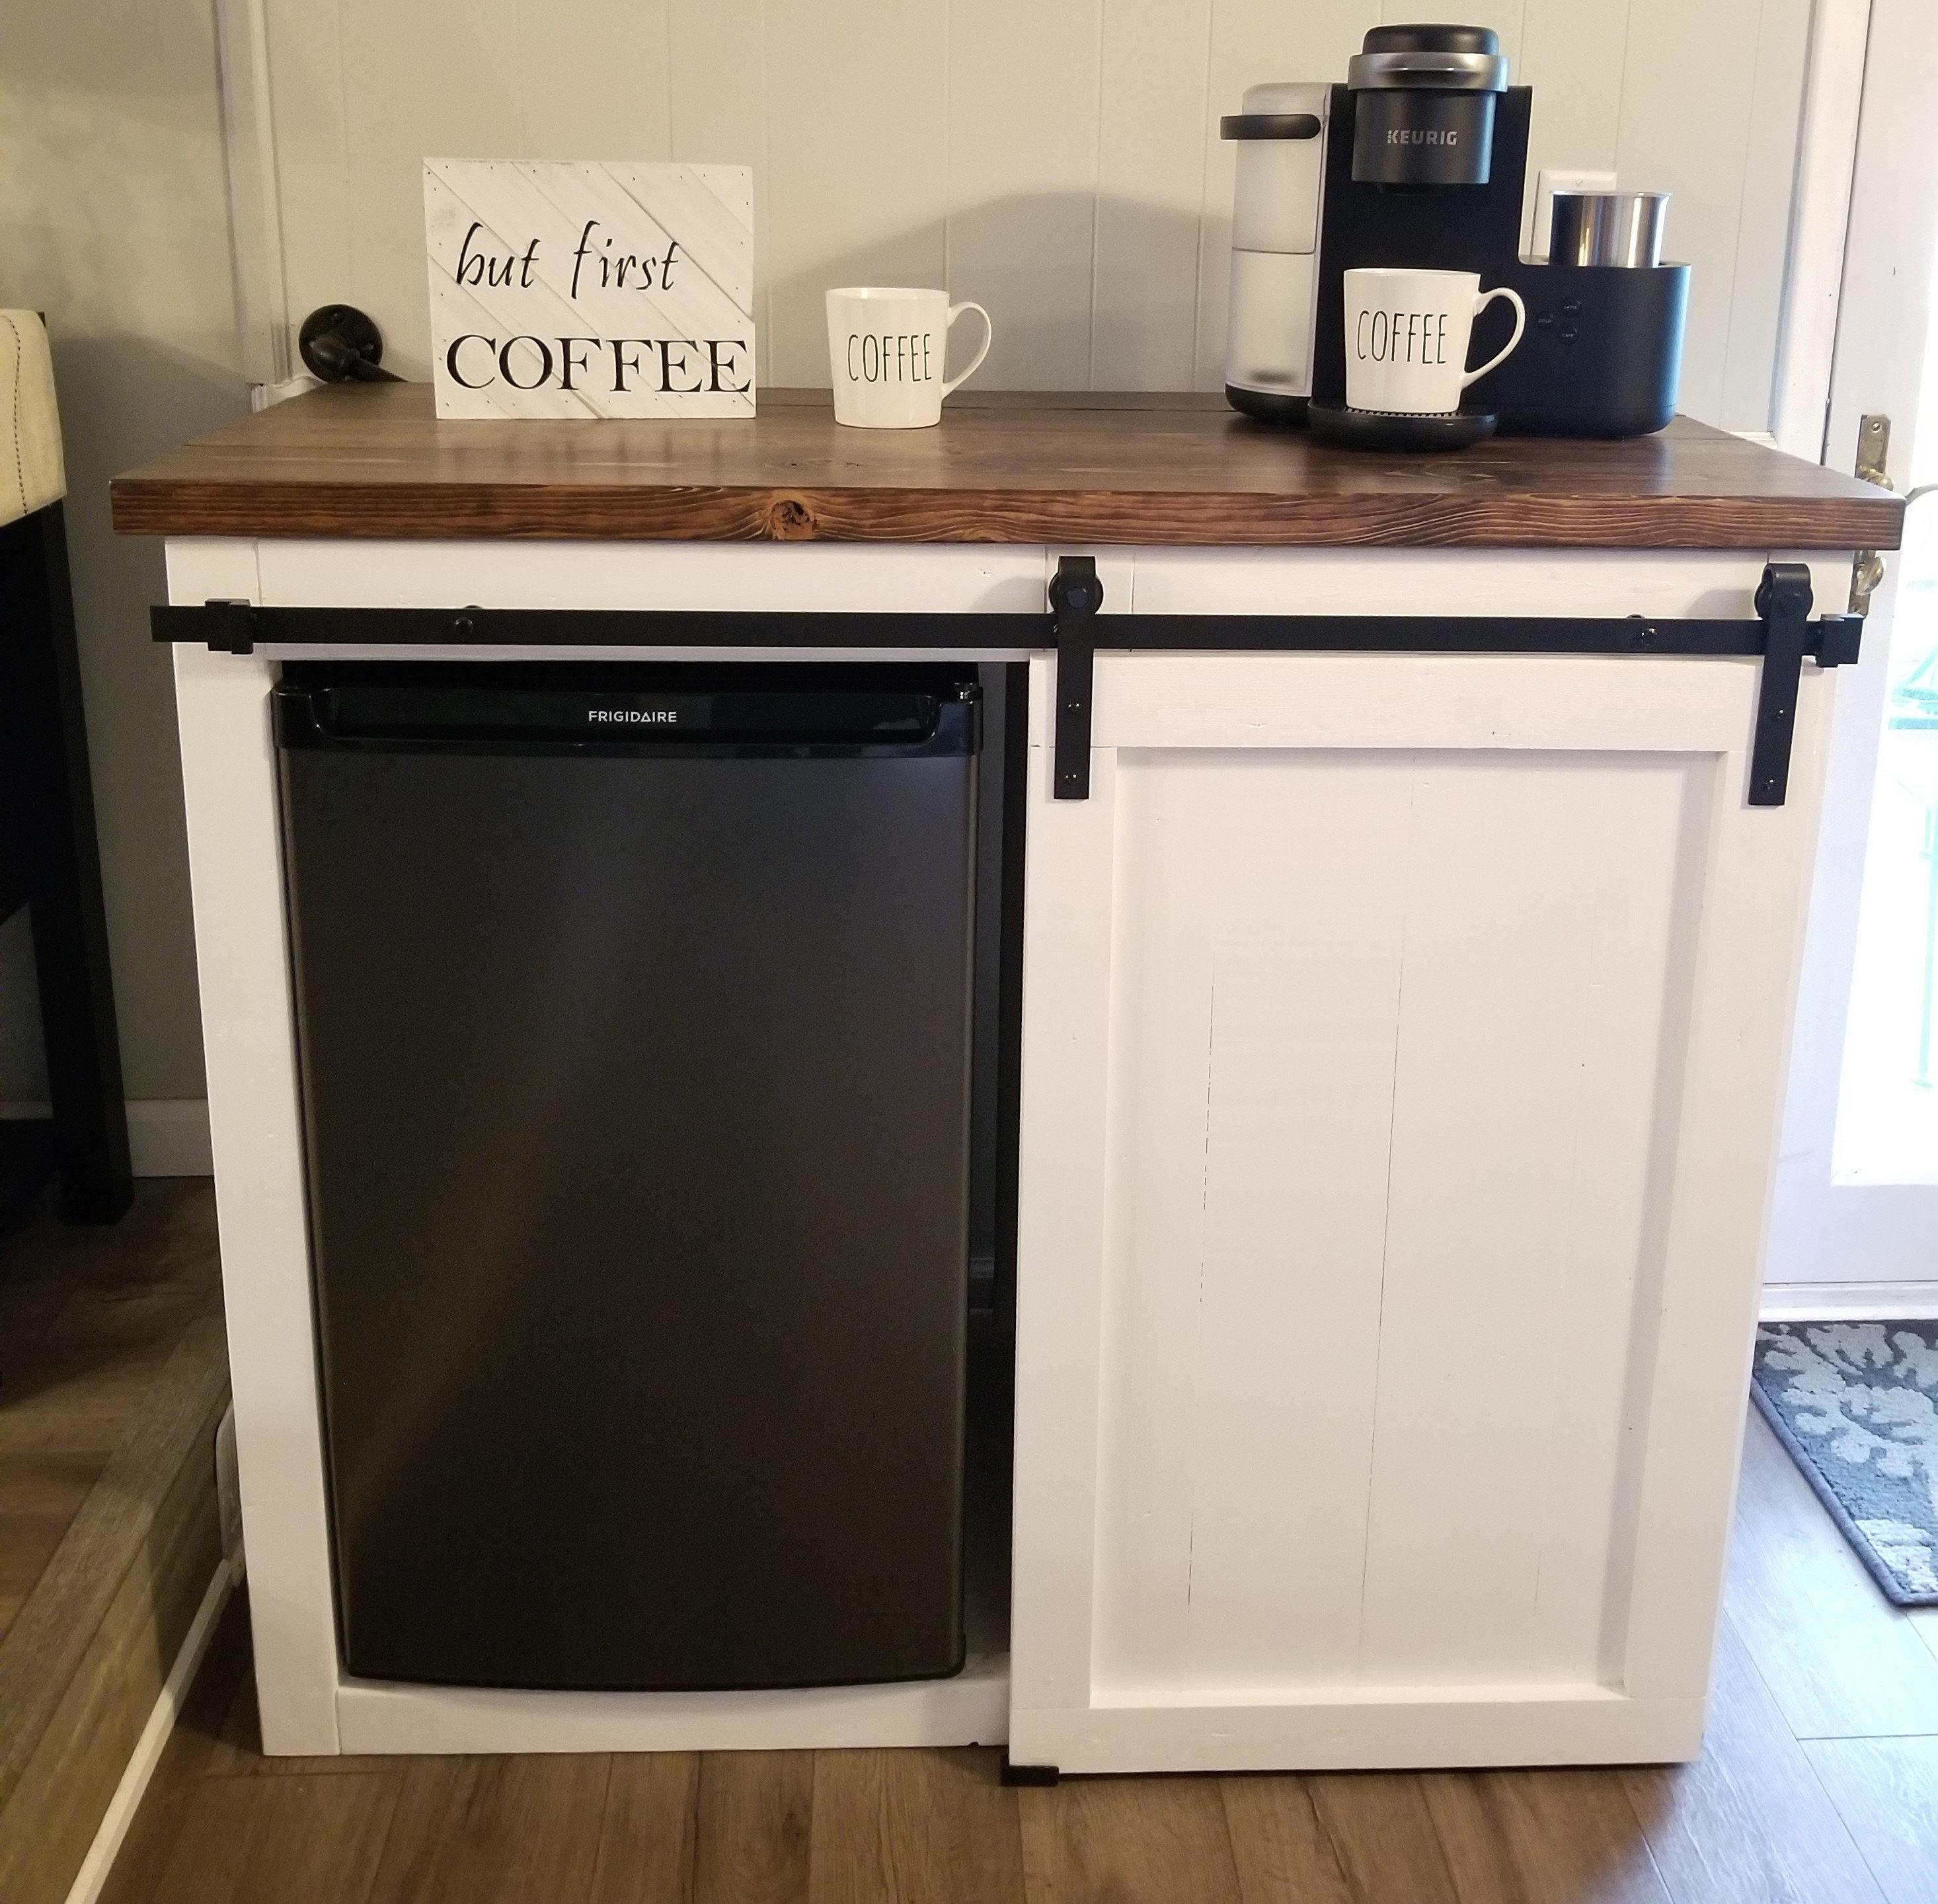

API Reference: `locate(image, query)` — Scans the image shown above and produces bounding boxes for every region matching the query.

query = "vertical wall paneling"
[336,0,526,380]
[763,3,949,388]
[249,0,1814,419]
[1721,0,1813,433]
[1767,0,1869,461]
[1516,1,1633,257]
[944,1,1105,389]
[213,0,294,386]
[514,1,673,169]
[669,1,774,381]
[258,0,355,371]
[1614,0,1768,428]
[1092,0,1214,391]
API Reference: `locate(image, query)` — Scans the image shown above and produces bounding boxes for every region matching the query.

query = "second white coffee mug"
[826,287,993,428]
[1342,268,1526,415]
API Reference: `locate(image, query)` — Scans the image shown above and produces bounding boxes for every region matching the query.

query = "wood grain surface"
[1725,1408,1938,1740]
[109,385,1902,551]
[0,1184,221,1639]
[0,1182,229,1904]
[1802,1739,1938,1904]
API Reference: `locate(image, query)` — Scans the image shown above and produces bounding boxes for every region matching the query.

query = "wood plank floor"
[0,1178,231,1904]
[0,1180,223,1638]
[89,1398,1938,1904]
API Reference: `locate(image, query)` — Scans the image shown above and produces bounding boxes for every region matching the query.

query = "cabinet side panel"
[172,640,342,1753]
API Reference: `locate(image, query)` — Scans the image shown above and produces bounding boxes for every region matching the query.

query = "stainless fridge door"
[277,668,978,1691]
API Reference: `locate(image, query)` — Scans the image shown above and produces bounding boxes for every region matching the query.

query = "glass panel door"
[1835,447,1938,1184]
[1767,0,1938,1297]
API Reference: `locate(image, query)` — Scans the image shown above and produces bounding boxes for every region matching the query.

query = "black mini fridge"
[274,663,980,1691]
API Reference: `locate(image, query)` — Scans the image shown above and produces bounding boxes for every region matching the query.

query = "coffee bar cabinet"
[113,387,1900,1773]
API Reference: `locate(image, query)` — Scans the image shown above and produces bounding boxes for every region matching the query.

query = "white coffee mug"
[826,287,993,428]
[1342,268,1526,415]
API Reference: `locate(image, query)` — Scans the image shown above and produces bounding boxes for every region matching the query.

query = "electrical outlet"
[1530,169,1618,261]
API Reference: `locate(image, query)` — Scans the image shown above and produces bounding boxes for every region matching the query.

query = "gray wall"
[1,0,1813,1113]
[1,1,246,1104]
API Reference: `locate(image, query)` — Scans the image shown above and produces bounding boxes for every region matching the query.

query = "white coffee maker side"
[1221,81,1332,422]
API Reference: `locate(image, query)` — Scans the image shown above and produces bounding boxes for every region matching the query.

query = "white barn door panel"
[1008,651,1832,1773]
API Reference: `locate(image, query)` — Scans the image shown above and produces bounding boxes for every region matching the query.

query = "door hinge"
[1050,555,1103,800]
[1851,414,1892,615]
[1856,412,1892,486]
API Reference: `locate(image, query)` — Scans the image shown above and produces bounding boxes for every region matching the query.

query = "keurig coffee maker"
[1221,23,1689,437]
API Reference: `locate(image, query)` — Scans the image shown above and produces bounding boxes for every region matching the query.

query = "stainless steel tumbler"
[1549,191,1670,269]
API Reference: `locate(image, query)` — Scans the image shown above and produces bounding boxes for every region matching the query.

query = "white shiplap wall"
[252,0,1810,430]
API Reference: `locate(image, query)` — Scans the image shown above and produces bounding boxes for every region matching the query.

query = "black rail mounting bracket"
[1750,562,1815,807]
[1050,555,1103,800]
[205,599,258,656]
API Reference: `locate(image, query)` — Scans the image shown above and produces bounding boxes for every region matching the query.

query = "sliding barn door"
[1007,649,1831,1772]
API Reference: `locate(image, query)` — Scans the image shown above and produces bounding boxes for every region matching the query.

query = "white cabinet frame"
[167,538,1845,1763]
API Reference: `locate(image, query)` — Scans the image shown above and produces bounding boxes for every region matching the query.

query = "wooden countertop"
[110,385,1902,551]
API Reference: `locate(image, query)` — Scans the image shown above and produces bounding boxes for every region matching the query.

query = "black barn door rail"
[151,558,1859,807]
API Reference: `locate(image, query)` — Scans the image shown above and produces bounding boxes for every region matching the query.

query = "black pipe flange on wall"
[297,306,403,383]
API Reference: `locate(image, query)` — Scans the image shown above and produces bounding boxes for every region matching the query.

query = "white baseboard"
[61,1557,235,1904]
[0,1098,212,1177]
[1762,1280,1938,1321]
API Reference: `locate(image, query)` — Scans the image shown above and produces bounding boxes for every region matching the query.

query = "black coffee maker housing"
[1346,24,1507,187]
[1307,28,1689,436]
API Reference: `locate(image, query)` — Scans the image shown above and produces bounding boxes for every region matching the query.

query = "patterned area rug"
[1752,1322,1938,1606]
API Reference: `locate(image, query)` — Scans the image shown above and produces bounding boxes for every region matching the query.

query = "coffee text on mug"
[847,332,937,385]
[1355,309,1451,365]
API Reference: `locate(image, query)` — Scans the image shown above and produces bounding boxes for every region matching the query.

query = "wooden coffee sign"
[423,160,755,419]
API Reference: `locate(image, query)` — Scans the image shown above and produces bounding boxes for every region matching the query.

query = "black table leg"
[0,502,133,1223]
